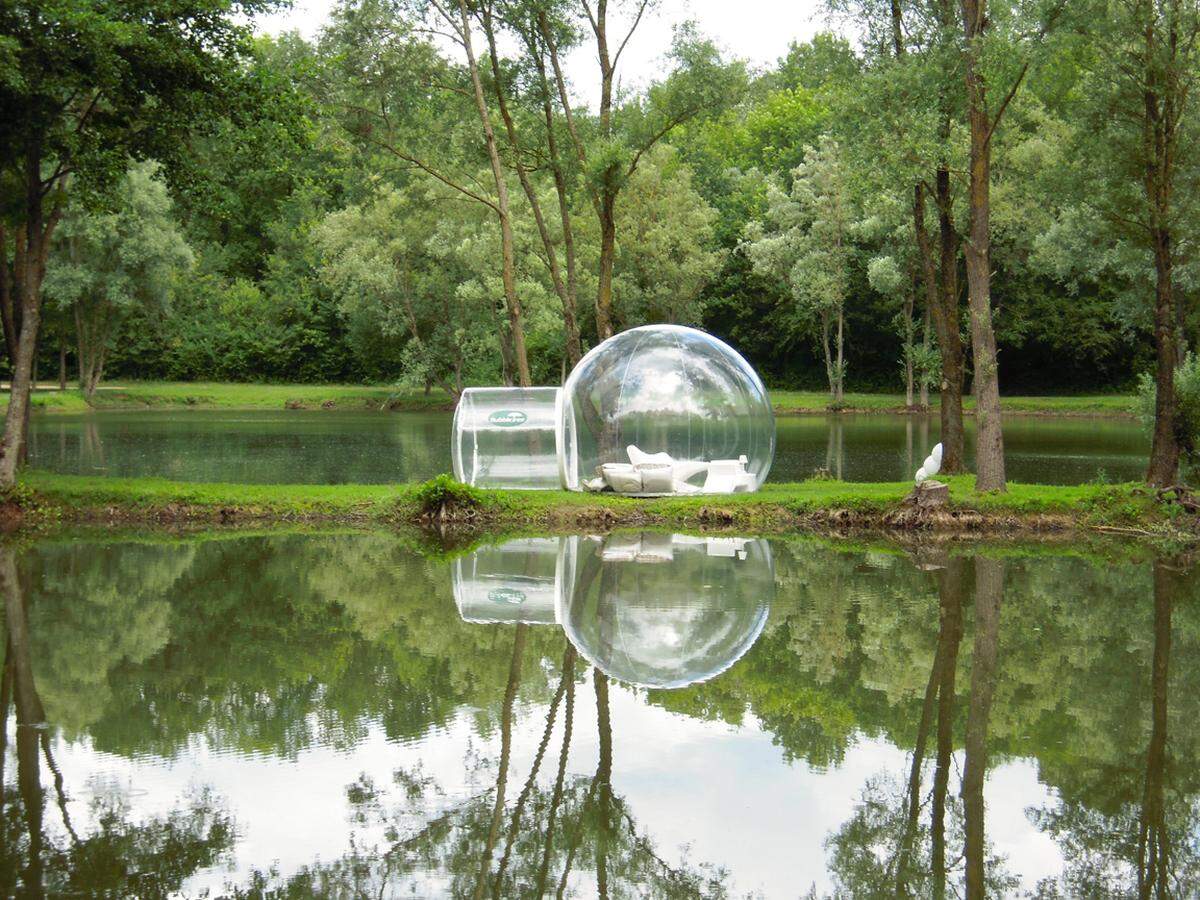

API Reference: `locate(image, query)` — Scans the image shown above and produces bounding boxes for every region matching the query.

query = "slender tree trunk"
[57,339,66,391]
[920,304,932,409]
[596,196,617,340]
[0,147,61,487]
[1147,229,1179,486]
[482,9,582,367]
[961,0,1006,491]
[962,556,1004,899]
[457,0,531,388]
[0,225,16,367]
[835,307,845,404]
[904,289,916,408]
[914,178,967,473]
[820,312,836,403]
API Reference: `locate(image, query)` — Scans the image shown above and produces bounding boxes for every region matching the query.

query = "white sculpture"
[915,442,943,484]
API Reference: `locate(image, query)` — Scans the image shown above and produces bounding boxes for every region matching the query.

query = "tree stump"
[912,480,949,509]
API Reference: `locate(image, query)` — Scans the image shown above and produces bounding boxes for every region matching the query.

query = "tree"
[0,0,276,486]
[45,162,193,399]
[1067,0,1200,486]
[315,183,501,396]
[744,135,856,404]
[534,11,747,340]
[599,144,724,328]
[832,0,971,472]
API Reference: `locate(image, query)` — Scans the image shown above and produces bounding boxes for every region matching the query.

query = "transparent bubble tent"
[450,533,775,689]
[451,325,775,495]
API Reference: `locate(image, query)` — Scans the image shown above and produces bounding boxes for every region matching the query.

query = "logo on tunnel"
[489,588,527,605]
[488,409,528,427]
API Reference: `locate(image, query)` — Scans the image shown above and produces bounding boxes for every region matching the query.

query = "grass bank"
[10,471,1177,538]
[9,381,1137,417]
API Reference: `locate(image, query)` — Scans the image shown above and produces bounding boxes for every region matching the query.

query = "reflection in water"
[453,533,774,688]
[30,409,1153,484]
[0,545,234,897]
[1,533,1198,896]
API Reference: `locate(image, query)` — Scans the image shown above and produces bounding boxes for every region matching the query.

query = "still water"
[28,409,1149,485]
[2,532,1196,896]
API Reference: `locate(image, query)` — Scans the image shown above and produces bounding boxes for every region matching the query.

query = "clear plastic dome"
[557,533,774,688]
[558,325,775,495]
[452,387,563,489]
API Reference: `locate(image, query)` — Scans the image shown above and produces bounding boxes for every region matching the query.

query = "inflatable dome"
[558,533,774,688]
[558,325,774,495]
[452,387,563,489]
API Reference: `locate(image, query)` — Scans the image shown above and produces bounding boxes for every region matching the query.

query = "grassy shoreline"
[10,471,1178,538]
[11,381,1138,418]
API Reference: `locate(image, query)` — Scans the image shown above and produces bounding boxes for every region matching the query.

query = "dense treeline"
[3,0,1200,487]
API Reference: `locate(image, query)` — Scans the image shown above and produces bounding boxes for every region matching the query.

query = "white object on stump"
[914,442,943,484]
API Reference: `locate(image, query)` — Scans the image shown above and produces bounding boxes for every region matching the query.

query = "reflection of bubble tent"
[559,534,774,688]
[450,533,774,689]
[449,325,775,494]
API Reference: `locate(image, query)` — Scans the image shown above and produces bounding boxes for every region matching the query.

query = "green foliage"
[1138,352,1200,481]
[412,475,483,516]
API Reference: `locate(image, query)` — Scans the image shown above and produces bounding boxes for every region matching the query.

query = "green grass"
[769,390,1137,416]
[6,381,1137,417]
[15,470,1167,534]
[13,381,454,413]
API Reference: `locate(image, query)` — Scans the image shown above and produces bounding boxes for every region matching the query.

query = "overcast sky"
[255,0,833,107]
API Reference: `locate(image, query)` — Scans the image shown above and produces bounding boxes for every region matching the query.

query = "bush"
[413,475,483,517]
[1137,351,1200,481]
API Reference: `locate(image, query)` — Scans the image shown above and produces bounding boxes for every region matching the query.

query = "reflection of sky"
[18,686,1063,897]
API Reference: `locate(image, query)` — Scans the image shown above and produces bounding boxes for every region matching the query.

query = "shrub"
[413,475,483,516]
[1137,351,1200,481]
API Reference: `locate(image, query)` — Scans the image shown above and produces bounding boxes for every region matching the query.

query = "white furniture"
[586,445,755,495]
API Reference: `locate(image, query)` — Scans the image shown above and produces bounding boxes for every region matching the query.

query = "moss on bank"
[9,471,1179,538]
[8,381,1137,417]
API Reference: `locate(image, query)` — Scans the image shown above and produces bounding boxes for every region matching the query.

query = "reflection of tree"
[231,649,731,898]
[827,555,1017,898]
[0,545,235,897]
[961,557,1002,900]
[1031,557,1200,897]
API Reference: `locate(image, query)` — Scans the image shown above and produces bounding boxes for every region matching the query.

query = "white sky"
[255,0,832,107]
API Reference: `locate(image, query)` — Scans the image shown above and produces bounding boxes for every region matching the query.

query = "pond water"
[2,531,1196,896]
[28,408,1149,485]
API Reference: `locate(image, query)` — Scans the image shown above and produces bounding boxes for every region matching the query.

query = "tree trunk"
[835,307,845,404]
[483,9,582,368]
[596,196,617,340]
[915,177,967,473]
[1147,229,1179,486]
[961,0,1006,491]
[962,556,1003,899]
[820,311,836,403]
[920,304,932,409]
[0,258,43,487]
[904,289,916,408]
[457,0,531,388]
[57,339,66,391]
